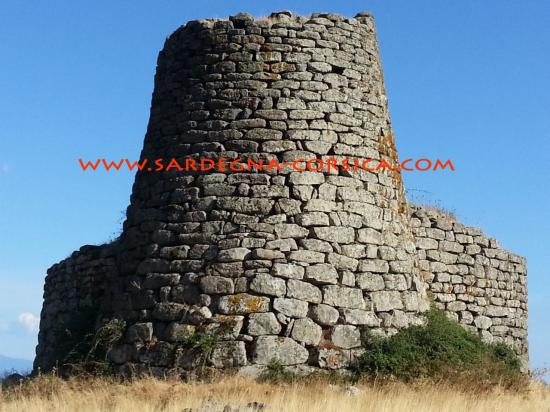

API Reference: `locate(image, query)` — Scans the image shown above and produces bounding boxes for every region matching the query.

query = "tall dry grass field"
[1,375,549,412]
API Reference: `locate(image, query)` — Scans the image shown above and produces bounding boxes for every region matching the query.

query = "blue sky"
[0,0,548,376]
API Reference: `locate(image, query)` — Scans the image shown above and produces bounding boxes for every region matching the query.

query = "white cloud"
[17,313,40,333]
[0,163,9,174]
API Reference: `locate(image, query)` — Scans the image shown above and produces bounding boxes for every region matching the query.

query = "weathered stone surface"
[210,341,247,368]
[287,279,322,303]
[316,348,351,369]
[248,312,282,336]
[289,171,325,185]
[252,336,309,365]
[126,323,153,343]
[331,325,361,349]
[163,323,196,342]
[371,291,404,312]
[342,309,380,326]
[323,285,365,309]
[358,260,389,273]
[309,304,339,325]
[217,198,274,215]
[274,224,310,239]
[291,318,322,345]
[218,294,270,314]
[305,264,338,285]
[273,298,309,318]
[295,212,329,227]
[218,247,251,262]
[200,276,234,294]
[202,315,244,339]
[312,227,355,244]
[142,273,180,289]
[474,315,493,330]
[289,250,326,264]
[327,253,358,271]
[356,273,385,291]
[250,273,286,297]
[357,228,383,245]
[152,303,186,321]
[271,263,305,279]
[108,344,137,364]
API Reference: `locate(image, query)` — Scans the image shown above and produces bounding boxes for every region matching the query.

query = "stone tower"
[104,11,429,371]
[35,11,527,375]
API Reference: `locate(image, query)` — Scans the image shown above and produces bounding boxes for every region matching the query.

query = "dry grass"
[1,375,549,412]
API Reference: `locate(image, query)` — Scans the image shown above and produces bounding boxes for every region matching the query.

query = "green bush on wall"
[354,308,523,387]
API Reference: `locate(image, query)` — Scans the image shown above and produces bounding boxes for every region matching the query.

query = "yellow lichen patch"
[270,62,296,73]
[325,354,341,369]
[378,133,408,214]
[227,294,269,313]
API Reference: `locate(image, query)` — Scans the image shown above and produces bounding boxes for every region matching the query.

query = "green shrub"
[174,331,218,369]
[174,331,217,355]
[353,308,524,388]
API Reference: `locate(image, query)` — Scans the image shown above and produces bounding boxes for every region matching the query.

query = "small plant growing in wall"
[174,330,218,368]
[52,311,126,376]
[88,319,127,360]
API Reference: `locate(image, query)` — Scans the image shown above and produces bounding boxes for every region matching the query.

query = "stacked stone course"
[34,11,528,375]
[411,206,528,365]
[35,244,117,371]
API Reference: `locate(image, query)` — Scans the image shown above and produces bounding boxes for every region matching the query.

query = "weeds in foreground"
[52,313,126,376]
[259,360,296,383]
[1,374,548,412]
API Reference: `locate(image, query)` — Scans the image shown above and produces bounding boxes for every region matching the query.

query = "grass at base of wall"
[353,308,525,390]
[1,374,549,412]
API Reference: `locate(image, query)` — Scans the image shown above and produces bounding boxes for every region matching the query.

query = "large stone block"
[290,318,322,345]
[371,291,404,312]
[210,341,248,368]
[323,285,365,309]
[271,263,305,279]
[330,325,361,349]
[287,279,323,303]
[218,294,271,314]
[305,263,338,285]
[273,298,309,318]
[309,304,339,325]
[250,273,287,297]
[248,312,282,336]
[252,336,309,365]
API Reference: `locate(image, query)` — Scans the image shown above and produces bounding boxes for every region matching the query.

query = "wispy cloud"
[17,313,40,333]
[0,162,9,174]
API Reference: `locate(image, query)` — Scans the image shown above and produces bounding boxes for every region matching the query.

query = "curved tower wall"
[107,11,428,371]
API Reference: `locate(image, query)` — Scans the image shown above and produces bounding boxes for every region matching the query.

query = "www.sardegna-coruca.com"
[78,157,455,173]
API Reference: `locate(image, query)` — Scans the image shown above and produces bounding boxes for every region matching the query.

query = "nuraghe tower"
[35,12,528,376]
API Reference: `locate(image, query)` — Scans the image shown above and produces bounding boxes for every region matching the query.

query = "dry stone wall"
[411,206,528,366]
[34,244,118,371]
[34,11,528,375]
